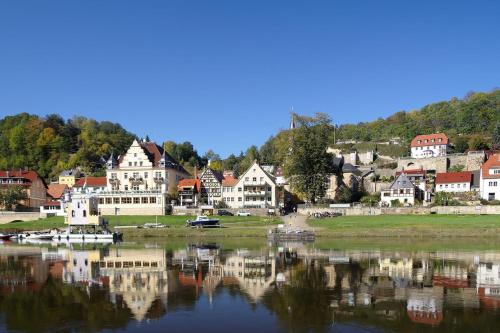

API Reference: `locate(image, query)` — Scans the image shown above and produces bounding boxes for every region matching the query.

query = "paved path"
[280,213,312,230]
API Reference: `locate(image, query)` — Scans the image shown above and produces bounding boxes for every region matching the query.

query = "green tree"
[285,113,339,203]
[492,123,500,149]
[0,186,27,211]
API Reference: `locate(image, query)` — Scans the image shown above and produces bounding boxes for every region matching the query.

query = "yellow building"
[58,169,79,187]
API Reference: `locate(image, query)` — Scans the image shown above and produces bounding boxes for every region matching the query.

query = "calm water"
[1,239,500,333]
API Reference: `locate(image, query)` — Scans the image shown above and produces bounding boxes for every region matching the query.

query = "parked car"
[236,211,251,217]
[217,210,234,216]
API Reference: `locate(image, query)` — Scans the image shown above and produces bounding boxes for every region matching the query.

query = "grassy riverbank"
[0,215,280,238]
[309,214,500,237]
[3,214,500,238]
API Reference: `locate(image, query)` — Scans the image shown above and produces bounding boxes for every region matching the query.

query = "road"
[280,213,312,230]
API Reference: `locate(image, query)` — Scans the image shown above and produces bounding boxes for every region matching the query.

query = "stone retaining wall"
[0,212,40,224]
[298,205,500,216]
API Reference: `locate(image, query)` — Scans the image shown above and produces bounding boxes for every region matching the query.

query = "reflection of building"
[222,252,275,302]
[98,249,168,321]
[407,287,444,326]
[62,249,101,284]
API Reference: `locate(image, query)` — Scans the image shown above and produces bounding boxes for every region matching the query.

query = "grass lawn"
[309,214,500,237]
[0,214,280,238]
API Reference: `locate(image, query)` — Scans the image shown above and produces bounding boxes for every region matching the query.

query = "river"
[0,238,499,332]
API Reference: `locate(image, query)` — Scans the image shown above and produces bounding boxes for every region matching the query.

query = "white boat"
[143,223,166,229]
[54,230,119,242]
[17,230,57,240]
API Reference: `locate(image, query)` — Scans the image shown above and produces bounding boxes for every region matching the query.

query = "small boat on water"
[0,233,14,241]
[17,230,57,241]
[186,215,221,228]
[143,223,166,229]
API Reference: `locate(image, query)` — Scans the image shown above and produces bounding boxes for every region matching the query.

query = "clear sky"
[0,0,499,157]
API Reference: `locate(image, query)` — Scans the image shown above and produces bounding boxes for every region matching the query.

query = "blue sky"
[0,0,499,157]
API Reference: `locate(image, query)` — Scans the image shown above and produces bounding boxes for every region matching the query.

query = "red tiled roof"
[140,142,163,166]
[222,176,238,187]
[435,171,472,184]
[0,170,41,183]
[47,184,68,199]
[411,133,448,147]
[177,178,200,191]
[481,153,500,179]
[74,177,107,187]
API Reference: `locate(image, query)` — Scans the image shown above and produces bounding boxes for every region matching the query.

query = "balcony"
[154,177,166,184]
[179,190,195,195]
[244,190,266,196]
[243,180,267,186]
[109,178,120,185]
[128,177,144,185]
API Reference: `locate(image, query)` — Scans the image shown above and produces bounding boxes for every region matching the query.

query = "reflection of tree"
[0,275,131,332]
[261,262,333,333]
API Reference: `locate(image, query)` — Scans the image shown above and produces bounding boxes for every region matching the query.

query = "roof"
[222,176,238,187]
[74,177,107,187]
[177,178,200,191]
[47,184,68,199]
[435,171,472,184]
[389,173,416,190]
[140,141,163,167]
[59,169,77,177]
[411,133,448,147]
[201,168,224,183]
[0,170,42,183]
[481,153,500,179]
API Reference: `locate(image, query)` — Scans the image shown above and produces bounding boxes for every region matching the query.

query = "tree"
[493,123,500,149]
[0,186,27,211]
[453,136,469,153]
[284,113,339,203]
[468,134,490,150]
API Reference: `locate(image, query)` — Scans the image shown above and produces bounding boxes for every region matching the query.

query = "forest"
[0,89,498,182]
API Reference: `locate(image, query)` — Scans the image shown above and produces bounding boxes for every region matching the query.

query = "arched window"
[71,210,75,217]
[83,210,87,217]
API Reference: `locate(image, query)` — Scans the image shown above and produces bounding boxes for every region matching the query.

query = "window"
[111,173,117,179]
[134,153,137,157]
[121,197,132,204]
[133,172,139,178]
[142,197,148,204]
[253,177,257,181]
[124,185,129,191]
[134,162,137,166]
[238,187,242,192]
[144,172,148,178]
[489,181,498,187]
[124,173,128,179]
[245,177,249,181]
[140,161,143,166]
[71,210,75,217]
[493,169,500,175]
[83,210,86,217]
[113,197,120,204]
[150,197,156,204]
[268,187,272,191]
[238,197,242,201]
[128,162,132,166]
[132,185,139,191]
[106,198,112,204]
[133,197,140,204]
[99,198,104,204]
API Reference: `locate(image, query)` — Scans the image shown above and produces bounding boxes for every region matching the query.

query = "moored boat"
[186,215,220,228]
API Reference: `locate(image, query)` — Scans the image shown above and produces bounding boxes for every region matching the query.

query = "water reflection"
[1,241,500,332]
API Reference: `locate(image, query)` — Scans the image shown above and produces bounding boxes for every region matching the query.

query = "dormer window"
[438,138,442,143]
[417,140,421,144]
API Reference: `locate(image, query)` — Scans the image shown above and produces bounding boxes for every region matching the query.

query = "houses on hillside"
[480,153,500,201]
[410,133,448,159]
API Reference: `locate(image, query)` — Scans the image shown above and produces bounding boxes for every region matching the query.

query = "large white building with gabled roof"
[97,139,190,215]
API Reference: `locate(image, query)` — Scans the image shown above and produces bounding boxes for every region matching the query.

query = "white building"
[221,161,279,209]
[435,171,472,193]
[410,133,448,159]
[480,153,500,201]
[98,139,189,215]
[65,192,102,226]
[381,173,422,207]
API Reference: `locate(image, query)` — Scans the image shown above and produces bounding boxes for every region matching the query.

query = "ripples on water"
[0,239,500,333]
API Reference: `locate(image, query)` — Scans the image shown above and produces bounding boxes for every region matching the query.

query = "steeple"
[106,151,118,170]
[159,151,166,168]
[290,109,296,130]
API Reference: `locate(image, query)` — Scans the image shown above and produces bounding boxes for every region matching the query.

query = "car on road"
[236,211,251,217]
[217,210,234,216]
